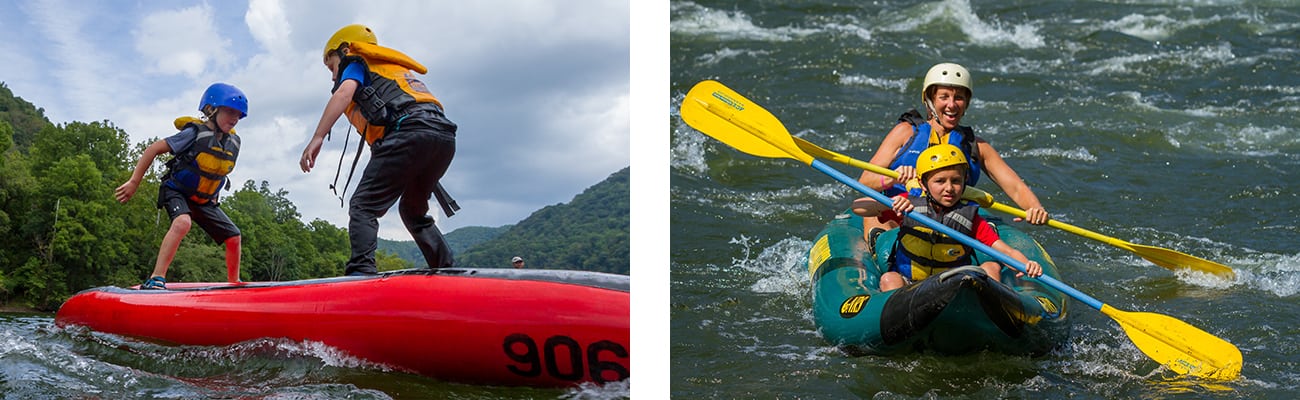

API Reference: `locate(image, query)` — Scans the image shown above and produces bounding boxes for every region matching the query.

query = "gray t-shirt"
[163,126,199,154]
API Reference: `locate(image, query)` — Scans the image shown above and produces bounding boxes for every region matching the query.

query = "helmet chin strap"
[925,99,958,139]
[924,99,939,122]
[926,192,941,209]
[924,99,949,138]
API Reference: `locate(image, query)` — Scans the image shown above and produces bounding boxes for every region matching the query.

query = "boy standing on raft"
[298,24,459,276]
[114,83,248,289]
[863,144,1043,292]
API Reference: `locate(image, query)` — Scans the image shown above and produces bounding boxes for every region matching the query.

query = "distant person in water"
[855,62,1049,256]
[869,144,1042,292]
[114,83,248,289]
[512,256,525,269]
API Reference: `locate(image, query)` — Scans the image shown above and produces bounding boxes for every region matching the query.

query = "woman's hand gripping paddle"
[679,79,1243,380]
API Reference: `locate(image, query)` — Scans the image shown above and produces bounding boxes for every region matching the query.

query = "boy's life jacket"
[886,109,981,196]
[332,41,445,145]
[164,121,239,204]
[888,195,981,281]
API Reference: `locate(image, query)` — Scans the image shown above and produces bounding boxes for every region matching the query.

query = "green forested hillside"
[445,225,512,255]
[0,83,49,151]
[377,225,510,267]
[377,238,421,267]
[456,167,629,274]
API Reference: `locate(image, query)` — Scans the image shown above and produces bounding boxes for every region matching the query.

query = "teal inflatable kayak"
[806,208,1071,356]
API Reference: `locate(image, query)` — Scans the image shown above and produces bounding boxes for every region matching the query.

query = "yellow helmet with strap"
[324,24,378,61]
[916,144,968,179]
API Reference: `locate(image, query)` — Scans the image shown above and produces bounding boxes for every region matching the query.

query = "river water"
[670,0,1299,398]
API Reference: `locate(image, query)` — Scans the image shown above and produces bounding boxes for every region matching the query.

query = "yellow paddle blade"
[680,80,812,164]
[1101,305,1242,380]
[1126,242,1236,279]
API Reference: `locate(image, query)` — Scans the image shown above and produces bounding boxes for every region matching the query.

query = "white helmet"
[922,62,972,100]
[921,63,972,119]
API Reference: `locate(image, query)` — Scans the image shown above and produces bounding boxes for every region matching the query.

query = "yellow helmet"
[323,24,377,60]
[916,144,968,179]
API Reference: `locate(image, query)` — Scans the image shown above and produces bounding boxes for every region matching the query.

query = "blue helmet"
[199,83,248,118]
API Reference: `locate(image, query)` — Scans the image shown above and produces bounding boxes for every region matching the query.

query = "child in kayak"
[868,144,1042,292]
[114,83,248,289]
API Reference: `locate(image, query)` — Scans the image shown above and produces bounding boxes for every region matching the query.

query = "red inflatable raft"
[55,268,629,387]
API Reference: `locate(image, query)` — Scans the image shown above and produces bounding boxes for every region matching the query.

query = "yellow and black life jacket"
[164,121,239,204]
[888,196,981,281]
[333,41,444,144]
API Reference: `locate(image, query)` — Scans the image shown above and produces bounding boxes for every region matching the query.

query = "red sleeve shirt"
[972,214,1001,245]
[885,202,1000,245]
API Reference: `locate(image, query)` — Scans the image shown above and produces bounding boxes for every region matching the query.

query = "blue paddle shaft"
[810,160,1104,310]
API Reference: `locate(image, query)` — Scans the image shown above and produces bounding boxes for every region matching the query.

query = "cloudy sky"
[0,0,631,240]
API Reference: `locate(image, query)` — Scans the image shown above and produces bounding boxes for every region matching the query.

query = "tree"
[0,121,35,273]
[28,121,132,174]
[8,121,138,309]
[223,180,309,281]
[0,82,51,151]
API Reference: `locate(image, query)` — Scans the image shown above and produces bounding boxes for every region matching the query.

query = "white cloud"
[132,4,229,78]
[245,0,292,55]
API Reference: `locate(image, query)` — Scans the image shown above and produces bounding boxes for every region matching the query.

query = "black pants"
[345,125,456,274]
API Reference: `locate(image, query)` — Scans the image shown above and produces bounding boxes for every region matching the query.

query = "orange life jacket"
[334,42,444,144]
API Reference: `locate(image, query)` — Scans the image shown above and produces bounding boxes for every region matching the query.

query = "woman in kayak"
[871,144,1042,291]
[855,63,1049,255]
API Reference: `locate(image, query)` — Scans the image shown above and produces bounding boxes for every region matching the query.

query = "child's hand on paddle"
[891,194,913,214]
[1016,260,1043,278]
